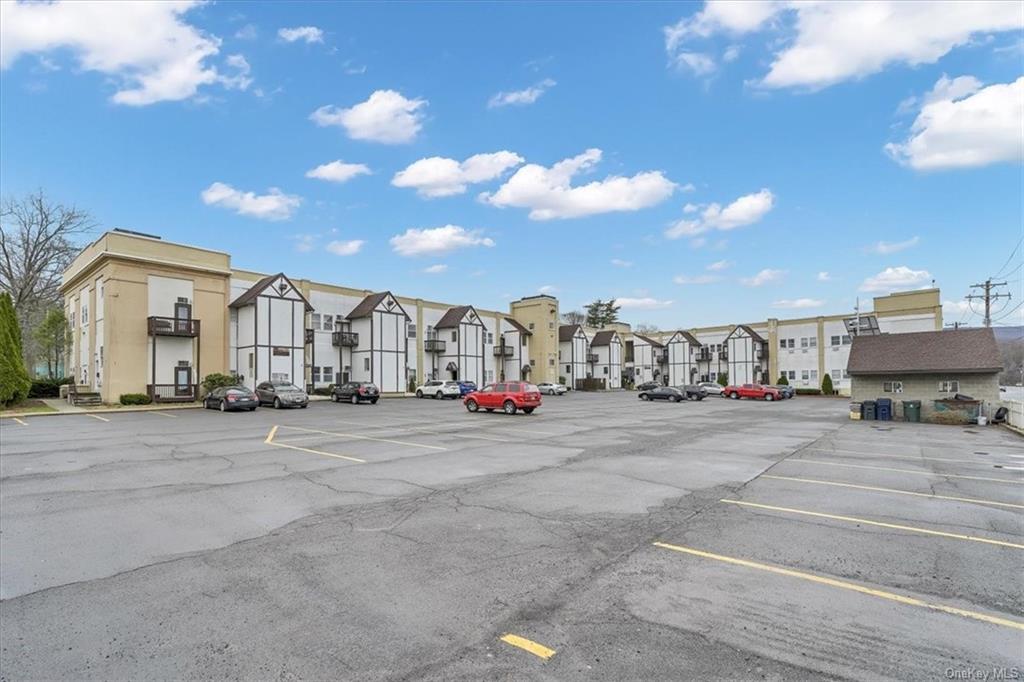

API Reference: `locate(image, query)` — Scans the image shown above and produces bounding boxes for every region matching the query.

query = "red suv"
[464,381,542,415]
[724,383,781,401]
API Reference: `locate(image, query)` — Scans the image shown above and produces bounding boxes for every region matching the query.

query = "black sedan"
[638,386,686,402]
[636,381,661,392]
[332,382,380,405]
[204,386,259,412]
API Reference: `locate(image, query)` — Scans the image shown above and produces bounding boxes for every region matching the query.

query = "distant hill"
[993,326,1024,343]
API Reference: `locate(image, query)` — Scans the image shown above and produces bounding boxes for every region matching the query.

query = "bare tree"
[1,191,94,362]
[634,323,660,335]
[561,310,586,326]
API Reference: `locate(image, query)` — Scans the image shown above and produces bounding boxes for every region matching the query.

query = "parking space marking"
[807,448,1011,466]
[653,542,1024,631]
[278,425,447,451]
[264,426,365,463]
[151,411,178,418]
[762,475,1024,510]
[86,414,110,422]
[499,634,556,660]
[11,417,27,426]
[793,459,1023,485]
[720,499,1024,549]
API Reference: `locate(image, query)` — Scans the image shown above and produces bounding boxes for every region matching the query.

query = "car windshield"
[227,388,251,395]
[273,383,302,391]
[524,384,539,392]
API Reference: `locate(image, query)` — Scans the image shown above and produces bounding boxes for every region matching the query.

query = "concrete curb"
[1,403,204,419]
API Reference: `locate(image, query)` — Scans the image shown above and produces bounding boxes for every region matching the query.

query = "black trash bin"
[862,400,877,420]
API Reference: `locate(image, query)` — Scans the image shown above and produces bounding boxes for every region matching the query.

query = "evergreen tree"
[717,372,728,387]
[603,299,621,325]
[33,307,68,379]
[776,374,789,385]
[0,292,31,405]
[821,373,834,395]
[584,300,606,327]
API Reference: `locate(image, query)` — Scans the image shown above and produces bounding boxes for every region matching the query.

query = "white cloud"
[235,24,258,41]
[311,90,426,144]
[674,51,716,76]
[0,0,248,106]
[293,234,316,253]
[616,297,674,310]
[680,183,696,193]
[663,1,1020,90]
[772,298,825,309]
[481,148,676,220]
[538,285,559,294]
[860,266,932,293]
[488,78,556,108]
[305,160,372,184]
[389,225,495,257]
[817,271,831,282]
[278,26,323,44]
[201,182,301,221]
[422,264,448,274]
[740,268,786,287]
[221,54,253,91]
[666,188,774,239]
[673,274,721,285]
[723,44,741,62]
[866,236,920,255]
[706,259,732,271]
[325,239,364,256]
[942,298,971,319]
[392,151,523,198]
[885,76,1024,170]
[611,258,634,268]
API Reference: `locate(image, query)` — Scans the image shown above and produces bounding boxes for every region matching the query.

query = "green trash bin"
[903,400,921,423]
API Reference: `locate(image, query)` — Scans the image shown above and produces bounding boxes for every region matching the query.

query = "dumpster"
[862,400,877,420]
[849,401,862,420]
[903,400,921,423]
[876,398,892,421]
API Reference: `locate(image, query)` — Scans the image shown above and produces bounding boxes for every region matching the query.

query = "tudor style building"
[724,324,769,385]
[632,334,665,385]
[665,330,700,386]
[558,324,591,389]
[590,330,623,389]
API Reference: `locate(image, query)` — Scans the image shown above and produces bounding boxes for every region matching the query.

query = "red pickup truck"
[724,383,781,401]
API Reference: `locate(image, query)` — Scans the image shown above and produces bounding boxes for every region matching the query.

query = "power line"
[966,279,1012,327]
[993,300,1023,324]
[993,237,1023,279]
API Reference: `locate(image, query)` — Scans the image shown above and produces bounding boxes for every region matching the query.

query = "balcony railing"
[586,353,599,363]
[304,328,315,344]
[148,316,200,337]
[332,331,359,347]
[720,351,729,361]
[493,345,513,357]
[147,384,198,403]
[756,348,768,361]
[696,351,712,361]
[655,350,668,364]
[425,338,446,353]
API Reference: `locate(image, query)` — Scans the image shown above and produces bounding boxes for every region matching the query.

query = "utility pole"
[966,279,1011,327]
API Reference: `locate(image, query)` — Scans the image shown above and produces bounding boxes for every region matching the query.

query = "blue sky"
[1,1,1022,328]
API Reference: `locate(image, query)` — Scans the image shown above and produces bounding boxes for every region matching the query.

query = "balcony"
[147,383,198,403]
[720,351,729,361]
[148,316,200,337]
[304,328,315,344]
[425,338,446,353]
[586,353,599,364]
[756,348,768,361]
[696,351,712,362]
[655,350,668,364]
[493,345,513,357]
[332,331,359,347]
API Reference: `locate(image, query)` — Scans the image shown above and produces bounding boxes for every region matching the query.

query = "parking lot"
[1,393,1021,680]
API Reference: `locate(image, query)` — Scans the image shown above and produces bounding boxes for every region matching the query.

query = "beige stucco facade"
[509,295,560,384]
[850,373,999,421]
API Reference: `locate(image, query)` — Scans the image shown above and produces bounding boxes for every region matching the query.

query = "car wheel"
[351,395,359,405]
[503,400,517,415]
[639,393,649,400]
[466,399,479,413]
[523,407,535,414]
[300,404,307,409]
[219,400,226,412]
[274,397,282,409]
[435,391,443,400]
[765,393,774,401]
[416,390,423,398]
[370,399,378,405]
[730,392,739,399]
[248,407,257,411]
[331,393,339,402]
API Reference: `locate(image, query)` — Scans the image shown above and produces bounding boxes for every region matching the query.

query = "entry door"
[174,366,192,396]
[174,302,191,333]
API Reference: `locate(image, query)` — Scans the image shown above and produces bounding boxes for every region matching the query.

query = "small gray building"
[848,328,1002,421]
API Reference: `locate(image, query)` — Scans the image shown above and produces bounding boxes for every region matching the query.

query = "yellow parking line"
[762,475,1024,510]
[499,634,556,660]
[279,425,446,451]
[720,499,1024,550]
[264,426,364,463]
[653,542,1024,631]
[12,417,27,426]
[794,459,1022,485]
[86,414,110,422]
[265,425,279,444]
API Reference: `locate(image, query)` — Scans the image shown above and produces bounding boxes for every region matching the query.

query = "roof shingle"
[847,328,1001,375]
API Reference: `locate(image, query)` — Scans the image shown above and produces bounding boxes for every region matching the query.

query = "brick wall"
[850,373,999,420]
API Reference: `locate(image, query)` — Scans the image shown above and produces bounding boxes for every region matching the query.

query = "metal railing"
[147,384,198,402]
[425,339,446,353]
[332,331,359,347]
[304,328,315,344]
[586,353,599,363]
[493,345,513,357]
[147,316,200,337]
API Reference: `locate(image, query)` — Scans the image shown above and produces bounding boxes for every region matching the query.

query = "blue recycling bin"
[862,400,877,420]
[876,398,892,421]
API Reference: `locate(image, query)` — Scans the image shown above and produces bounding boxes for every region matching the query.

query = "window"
[485,370,493,383]
[521,336,527,346]
[939,380,960,393]
[322,316,333,331]
[780,338,787,350]
[548,358,555,366]
[486,332,494,344]
[788,338,795,349]
[831,369,841,379]
[801,337,809,349]
[528,322,535,330]
[81,304,88,325]
[802,370,809,381]
[336,314,345,328]
[831,335,841,346]
[808,337,817,348]
[311,313,321,328]
[810,370,818,381]
[408,323,417,339]
[548,322,555,330]
[789,370,796,380]
[364,358,370,371]
[843,369,850,379]
[312,366,321,383]
[710,372,717,380]
[602,367,608,375]
[883,381,903,393]
[842,335,852,345]
[451,330,457,342]
[322,366,333,382]
[565,364,571,372]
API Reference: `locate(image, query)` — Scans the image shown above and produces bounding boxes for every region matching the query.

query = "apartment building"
[590,330,623,389]
[558,324,592,388]
[632,334,665,385]
[60,231,559,403]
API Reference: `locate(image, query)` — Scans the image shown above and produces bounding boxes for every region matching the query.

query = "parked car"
[639,386,686,402]
[536,382,568,395]
[769,384,795,399]
[724,383,782,401]
[255,381,309,408]
[698,381,725,396]
[457,381,478,396]
[675,384,707,400]
[204,386,259,412]
[464,381,542,415]
[415,380,462,399]
[636,381,661,392]
[332,382,379,405]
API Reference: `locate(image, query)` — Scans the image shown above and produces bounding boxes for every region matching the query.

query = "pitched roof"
[504,317,532,335]
[673,330,701,346]
[847,328,1002,375]
[347,291,410,321]
[559,324,583,342]
[590,330,619,346]
[634,333,664,348]
[229,273,312,311]
[435,305,480,328]
[726,324,765,343]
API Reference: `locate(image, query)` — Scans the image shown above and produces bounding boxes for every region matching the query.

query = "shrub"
[119,393,152,405]
[407,377,418,393]
[558,376,566,385]
[312,386,333,396]
[28,378,67,398]
[0,292,31,406]
[717,373,728,387]
[821,373,834,395]
[776,375,789,386]
[202,372,241,393]
[795,388,821,395]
